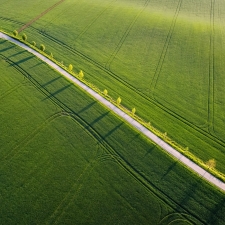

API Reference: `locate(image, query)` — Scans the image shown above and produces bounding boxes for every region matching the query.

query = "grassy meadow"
[1,38,225,225]
[1,0,225,224]
[0,0,225,174]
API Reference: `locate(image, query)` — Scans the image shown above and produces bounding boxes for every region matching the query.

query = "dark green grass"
[0,41,225,224]
[1,0,225,174]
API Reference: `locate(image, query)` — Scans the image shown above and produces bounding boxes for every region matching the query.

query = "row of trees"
[13,30,47,53]
[11,30,218,171]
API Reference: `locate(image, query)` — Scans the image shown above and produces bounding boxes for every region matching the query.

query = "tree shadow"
[42,76,61,87]
[0,40,6,45]
[9,55,34,66]
[161,160,179,180]
[9,50,26,58]
[42,84,72,100]
[77,101,96,114]
[175,180,200,213]
[88,111,110,127]
[29,61,44,69]
[144,145,156,157]
[103,122,124,139]
[0,45,15,52]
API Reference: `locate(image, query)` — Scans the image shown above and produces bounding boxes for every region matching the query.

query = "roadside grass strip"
[1,39,225,225]
[1,31,225,192]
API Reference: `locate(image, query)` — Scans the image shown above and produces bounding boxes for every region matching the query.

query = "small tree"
[13,30,18,37]
[40,44,45,52]
[50,52,53,58]
[22,33,27,41]
[132,107,136,115]
[103,89,108,96]
[206,159,216,169]
[68,64,73,71]
[32,41,36,47]
[117,97,121,105]
[79,70,84,79]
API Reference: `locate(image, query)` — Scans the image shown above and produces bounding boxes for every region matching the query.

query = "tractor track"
[105,0,151,71]
[150,0,182,94]
[208,0,216,135]
[17,0,66,33]
[0,43,204,225]
[0,15,223,148]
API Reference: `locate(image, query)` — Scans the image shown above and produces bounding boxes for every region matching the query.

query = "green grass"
[1,0,225,174]
[1,39,225,224]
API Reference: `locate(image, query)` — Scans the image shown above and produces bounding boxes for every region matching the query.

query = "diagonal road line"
[0,31,224,192]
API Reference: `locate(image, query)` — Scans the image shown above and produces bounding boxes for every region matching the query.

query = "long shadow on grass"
[144,145,157,157]
[42,76,62,87]
[161,161,179,180]
[9,55,34,66]
[0,45,14,53]
[77,101,96,114]
[88,111,110,127]
[0,40,6,45]
[103,122,124,139]
[29,61,44,69]
[8,50,26,58]
[85,111,109,129]
[42,83,72,100]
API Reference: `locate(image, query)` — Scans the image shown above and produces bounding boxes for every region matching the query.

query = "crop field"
[1,0,225,224]
[0,0,225,174]
[0,38,225,224]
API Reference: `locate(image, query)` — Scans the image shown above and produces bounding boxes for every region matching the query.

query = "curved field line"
[40,1,80,34]
[1,33,225,196]
[17,0,66,33]
[1,15,224,146]
[159,213,195,225]
[0,41,207,223]
[75,0,118,41]
[0,83,24,100]
[105,0,151,71]
[45,161,97,225]
[150,0,182,95]
[1,112,66,163]
[44,111,208,225]
[34,26,225,147]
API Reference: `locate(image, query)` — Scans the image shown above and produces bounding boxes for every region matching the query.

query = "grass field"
[1,39,225,225]
[0,0,225,174]
[1,0,225,224]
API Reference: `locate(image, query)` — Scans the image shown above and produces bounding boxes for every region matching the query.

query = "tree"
[132,107,136,115]
[103,89,108,96]
[68,64,73,71]
[50,52,53,58]
[79,70,84,79]
[117,97,121,105]
[40,44,45,51]
[22,33,27,41]
[13,30,18,37]
[32,41,36,47]
[206,159,216,169]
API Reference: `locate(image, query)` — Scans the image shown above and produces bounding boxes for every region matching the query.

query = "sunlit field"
[1,0,225,224]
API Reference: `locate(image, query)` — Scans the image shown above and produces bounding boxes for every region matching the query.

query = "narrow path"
[17,0,65,33]
[0,31,224,192]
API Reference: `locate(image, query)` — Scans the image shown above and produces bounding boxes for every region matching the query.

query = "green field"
[1,0,225,224]
[1,0,225,173]
[1,38,225,225]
